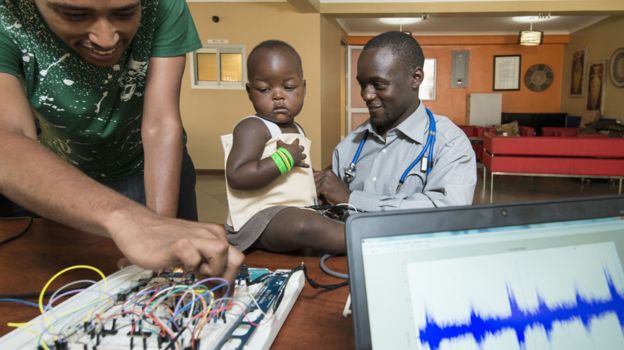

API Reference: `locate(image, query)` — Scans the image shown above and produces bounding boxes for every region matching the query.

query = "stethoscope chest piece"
[344,163,356,183]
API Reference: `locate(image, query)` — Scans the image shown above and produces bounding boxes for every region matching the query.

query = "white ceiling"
[188,0,615,36]
[336,15,608,36]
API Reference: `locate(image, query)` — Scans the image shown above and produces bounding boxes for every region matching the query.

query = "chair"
[458,125,484,161]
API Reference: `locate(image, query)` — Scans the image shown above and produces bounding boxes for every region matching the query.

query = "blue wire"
[169,282,229,326]
[0,298,39,308]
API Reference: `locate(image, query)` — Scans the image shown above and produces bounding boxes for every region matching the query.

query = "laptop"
[346,195,624,350]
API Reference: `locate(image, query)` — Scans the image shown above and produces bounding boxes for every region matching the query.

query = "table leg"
[482,166,487,193]
[490,173,494,203]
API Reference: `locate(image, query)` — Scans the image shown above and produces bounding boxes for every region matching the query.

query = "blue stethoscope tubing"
[344,108,436,190]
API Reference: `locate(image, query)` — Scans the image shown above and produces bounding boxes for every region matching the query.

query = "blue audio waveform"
[418,271,624,350]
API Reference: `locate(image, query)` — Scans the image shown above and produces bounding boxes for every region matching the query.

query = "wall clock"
[524,64,554,92]
[610,47,624,88]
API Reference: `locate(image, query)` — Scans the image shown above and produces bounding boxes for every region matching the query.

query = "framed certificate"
[493,55,521,91]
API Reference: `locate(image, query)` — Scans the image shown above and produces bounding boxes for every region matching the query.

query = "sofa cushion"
[494,121,519,136]
[541,127,578,137]
[486,126,535,137]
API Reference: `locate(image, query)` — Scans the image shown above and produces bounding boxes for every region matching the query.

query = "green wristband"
[276,149,293,171]
[271,152,289,175]
[277,147,295,169]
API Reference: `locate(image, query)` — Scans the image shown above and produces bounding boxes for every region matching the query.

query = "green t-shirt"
[0,0,201,179]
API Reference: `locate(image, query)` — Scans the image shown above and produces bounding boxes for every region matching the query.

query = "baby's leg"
[255,207,345,254]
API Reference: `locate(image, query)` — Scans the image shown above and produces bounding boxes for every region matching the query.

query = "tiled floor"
[196,168,622,223]
[196,174,230,224]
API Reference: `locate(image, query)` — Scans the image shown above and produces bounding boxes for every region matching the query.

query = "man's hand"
[107,209,244,284]
[314,169,350,205]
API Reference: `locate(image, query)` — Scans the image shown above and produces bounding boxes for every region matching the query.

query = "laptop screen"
[346,196,624,350]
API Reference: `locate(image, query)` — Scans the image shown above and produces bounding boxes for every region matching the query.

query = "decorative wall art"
[587,61,606,112]
[524,64,554,92]
[570,47,586,97]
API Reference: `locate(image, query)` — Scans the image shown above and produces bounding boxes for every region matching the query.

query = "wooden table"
[0,219,354,349]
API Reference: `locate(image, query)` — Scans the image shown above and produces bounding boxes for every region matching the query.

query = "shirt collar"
[396,103,430,144]
[352,103,430,144]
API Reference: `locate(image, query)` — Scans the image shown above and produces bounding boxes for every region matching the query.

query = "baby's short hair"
[247,40,303,80]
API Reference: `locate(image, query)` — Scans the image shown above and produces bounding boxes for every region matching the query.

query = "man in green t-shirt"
[0,0,242,279]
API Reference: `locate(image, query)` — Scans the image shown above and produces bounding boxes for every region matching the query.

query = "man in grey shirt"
[315,31,476,211]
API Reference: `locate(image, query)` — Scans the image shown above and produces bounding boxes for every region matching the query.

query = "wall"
[561,15,624,121]
[348,35,567,125]
[182,2,342,170]
[320,16,347,168]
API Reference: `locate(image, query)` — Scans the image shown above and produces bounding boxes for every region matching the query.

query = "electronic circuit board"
[0,265,305,350]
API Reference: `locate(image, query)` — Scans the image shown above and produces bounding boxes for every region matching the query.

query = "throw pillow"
[495,121,520,136]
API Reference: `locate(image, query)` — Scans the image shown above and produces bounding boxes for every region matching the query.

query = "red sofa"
[541,127,579,137]
[458,125,536,162]
[482,132,624,202]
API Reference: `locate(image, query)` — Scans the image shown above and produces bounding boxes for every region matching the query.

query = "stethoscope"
[343,108,436,193]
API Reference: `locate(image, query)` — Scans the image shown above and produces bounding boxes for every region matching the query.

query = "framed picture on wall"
[570,47,587,97]
[493,55,521,91]
[586,60,606,112]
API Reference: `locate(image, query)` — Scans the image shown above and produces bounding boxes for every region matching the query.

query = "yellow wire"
[8,265,108,329]
[7,322,27,328]
[38,265,107,314]
[7,324,51,350]
[30,265,108,350]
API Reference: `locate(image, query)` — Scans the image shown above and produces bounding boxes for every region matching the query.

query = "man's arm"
[347,133,477,211]
[319,129,476,211]
[142,56,185,217]
[0,72,243,279]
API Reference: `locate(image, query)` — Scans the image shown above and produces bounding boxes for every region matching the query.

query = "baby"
[221,40,344,254]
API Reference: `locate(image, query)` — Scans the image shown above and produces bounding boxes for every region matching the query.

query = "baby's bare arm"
[226,118,282,190]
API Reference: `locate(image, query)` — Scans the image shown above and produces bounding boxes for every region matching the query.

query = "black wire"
[0,217,36,300]
[0,216,33,247]
[0,291,55,299]
[295,263,349,290]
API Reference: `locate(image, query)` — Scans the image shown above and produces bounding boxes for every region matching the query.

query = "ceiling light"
[512,15,558,23]
[379,17,423,25]
[519,30,543,46]
[518,21,543,46]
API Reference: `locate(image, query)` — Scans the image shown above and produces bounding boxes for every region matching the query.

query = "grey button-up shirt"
[332,104,476,212]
